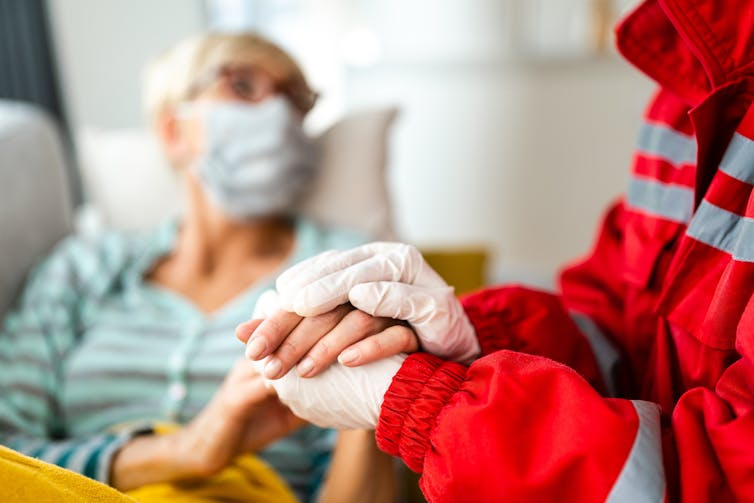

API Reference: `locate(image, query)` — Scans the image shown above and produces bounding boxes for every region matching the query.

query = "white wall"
[347,58,654,285]
[46,0,205,130]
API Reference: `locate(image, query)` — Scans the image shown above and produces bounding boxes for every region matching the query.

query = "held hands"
[236,243,478,381]
[238,290,406,429]
[237,289,417,380]
[232,243,480,430]
[275,242,479,364]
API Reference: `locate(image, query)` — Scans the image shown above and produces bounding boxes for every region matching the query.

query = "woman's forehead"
[207,51,288,80]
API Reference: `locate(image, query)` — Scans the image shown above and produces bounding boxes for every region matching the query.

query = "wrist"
[111,432,190,491]
[167,423,230,479]
[161,429,201,478]
[375,353,466,472]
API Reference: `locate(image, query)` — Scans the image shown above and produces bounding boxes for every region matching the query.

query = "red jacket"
[375,1,754,501]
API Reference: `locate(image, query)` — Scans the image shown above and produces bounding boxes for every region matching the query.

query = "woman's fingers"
[262,304,352,379]
[337,324,418,368]
[298,313,417,378]
[293,309,382,377]
[235,319,263,343]
[243,310,303,360]
[241,300,419,380]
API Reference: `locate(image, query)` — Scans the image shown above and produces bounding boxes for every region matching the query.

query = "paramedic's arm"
[317,430,397,503]
[260,335,664,500]
[378,344,754,501]
[376,350,661,502]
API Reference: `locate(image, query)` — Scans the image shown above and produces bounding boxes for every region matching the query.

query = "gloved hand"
[260,353,405,429]
[250,290,407,429]
[275,242,481,364]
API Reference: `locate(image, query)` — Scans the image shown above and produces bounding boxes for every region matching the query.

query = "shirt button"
[168,382,187,401]
[169,353,183,371]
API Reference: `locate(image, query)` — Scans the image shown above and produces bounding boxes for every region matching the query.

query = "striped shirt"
[0,217,367,502]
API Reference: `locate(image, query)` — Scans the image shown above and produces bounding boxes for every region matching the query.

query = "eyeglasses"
[188,64,277,103]
[187,64,318,111]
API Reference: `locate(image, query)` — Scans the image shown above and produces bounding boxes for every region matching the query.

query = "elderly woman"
[0,33,398,502]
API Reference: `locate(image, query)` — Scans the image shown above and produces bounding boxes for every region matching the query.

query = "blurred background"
[2,0,654,290]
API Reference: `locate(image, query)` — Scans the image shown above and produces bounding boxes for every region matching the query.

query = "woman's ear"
[154,107,195,170]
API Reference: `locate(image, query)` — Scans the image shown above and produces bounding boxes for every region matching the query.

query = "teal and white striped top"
[0,217,367,502]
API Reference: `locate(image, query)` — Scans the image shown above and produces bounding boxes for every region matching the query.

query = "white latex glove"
[275,242,480,364]
[263,354,405,429]
[253,288,284,320]
[251,290,406,429]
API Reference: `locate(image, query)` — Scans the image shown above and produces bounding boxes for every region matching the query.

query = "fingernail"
[245,337,268,360]
[264,358,282,379]
[338,348,360,365]
[297,357,315,377]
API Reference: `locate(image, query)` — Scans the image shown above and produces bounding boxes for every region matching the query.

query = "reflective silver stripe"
[570,312,620,397]
[719,132,754,184]
[687,200,754,262]
[627,177,694,223]
[636,122,697,166]
[606,401,666,503]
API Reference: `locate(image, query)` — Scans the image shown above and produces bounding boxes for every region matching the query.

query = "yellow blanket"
[0,444,296,503]
[0,444,131,502]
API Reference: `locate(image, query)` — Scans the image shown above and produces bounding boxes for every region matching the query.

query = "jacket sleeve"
[461,286,606,394]
[375,351,665,503]
[376,346,754,503]
[0,237,140,483]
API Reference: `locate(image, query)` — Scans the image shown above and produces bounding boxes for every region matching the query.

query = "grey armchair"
[0,100,73,317]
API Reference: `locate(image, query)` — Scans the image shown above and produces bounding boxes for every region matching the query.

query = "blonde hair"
[143,32,316,121]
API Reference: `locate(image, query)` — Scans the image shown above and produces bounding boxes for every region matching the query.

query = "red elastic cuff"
[376,353,467,472]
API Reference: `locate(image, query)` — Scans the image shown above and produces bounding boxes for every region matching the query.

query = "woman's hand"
[174,357,305,475]
[111,358,304,491]
[236,291,418,379]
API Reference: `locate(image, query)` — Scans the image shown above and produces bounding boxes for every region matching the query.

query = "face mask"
[188,96,318,220]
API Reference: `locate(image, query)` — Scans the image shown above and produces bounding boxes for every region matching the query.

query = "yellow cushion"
[0,438,296,503]
[0,444,133,503]
[124,423,296,503]
[420,248,489,295]
[125,454,297,503]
